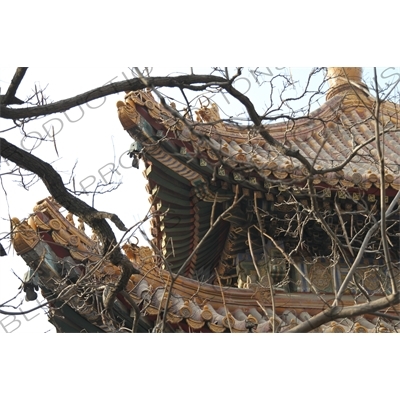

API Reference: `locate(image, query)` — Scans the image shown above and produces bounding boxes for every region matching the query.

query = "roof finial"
[326,67,366,99]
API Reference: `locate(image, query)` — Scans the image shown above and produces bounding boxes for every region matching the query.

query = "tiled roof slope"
[117,68,400,191]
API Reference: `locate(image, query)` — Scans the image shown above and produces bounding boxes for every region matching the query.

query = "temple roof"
[116,67,400,282]
[11,197,400,333]
[118,67,400,191]
[10,68,400,332]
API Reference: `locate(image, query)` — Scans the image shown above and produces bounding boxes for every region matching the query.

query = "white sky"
[1,67,400,333]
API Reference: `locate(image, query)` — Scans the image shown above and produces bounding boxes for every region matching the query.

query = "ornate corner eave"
[117,99,141,130]
[11,218,40,256]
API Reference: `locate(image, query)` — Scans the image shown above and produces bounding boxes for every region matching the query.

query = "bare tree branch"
[0,67,28,105]
[288,293,400,333]
[0,74,228,120]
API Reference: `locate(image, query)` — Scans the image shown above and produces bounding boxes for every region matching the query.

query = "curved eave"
[118,88,400,190]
